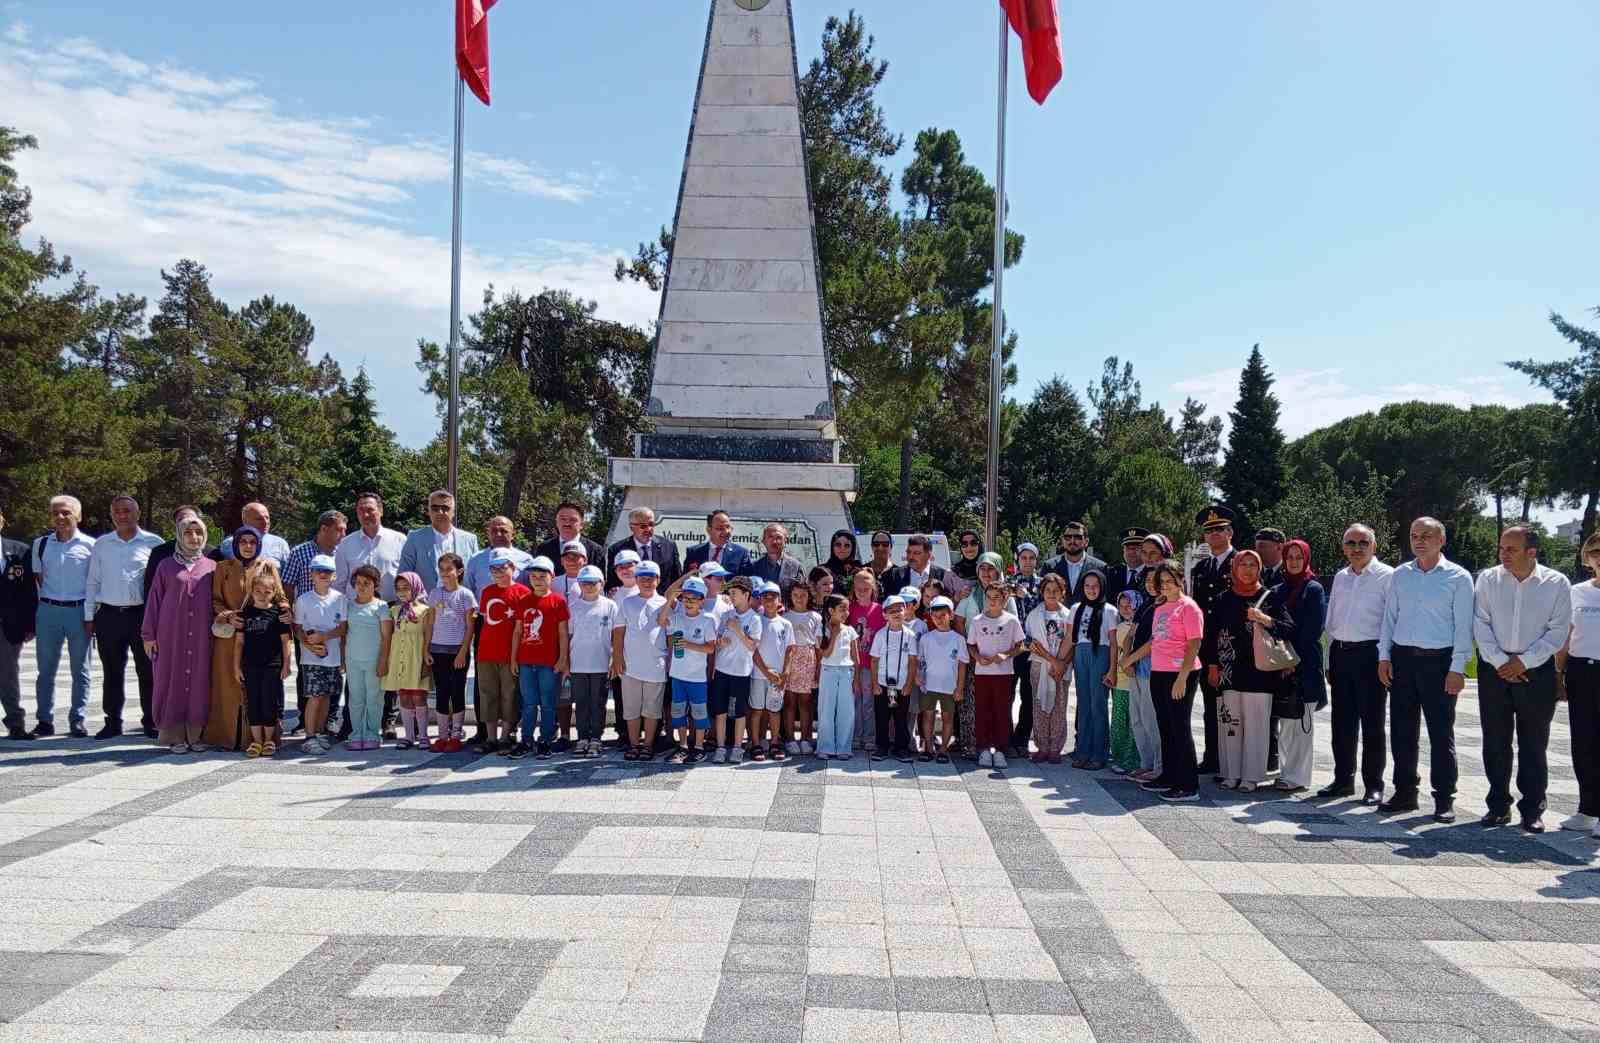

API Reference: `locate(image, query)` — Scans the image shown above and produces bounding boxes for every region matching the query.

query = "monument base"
[606,483,852,570]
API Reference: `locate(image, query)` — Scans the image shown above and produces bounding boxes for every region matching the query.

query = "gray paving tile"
[892,975,987,1013]
[805,973,895,1011]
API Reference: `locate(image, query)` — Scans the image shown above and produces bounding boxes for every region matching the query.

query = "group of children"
[229,537,1168,774]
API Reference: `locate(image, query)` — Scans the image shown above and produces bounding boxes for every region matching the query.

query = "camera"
[885,686,901,708]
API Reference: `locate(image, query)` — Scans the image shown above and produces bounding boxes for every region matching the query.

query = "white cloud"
[1170,365,1550,441]
[1,26,661,440]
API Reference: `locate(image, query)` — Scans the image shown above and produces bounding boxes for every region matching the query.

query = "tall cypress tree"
[302,367,401,526]
[1219,344,1286,516]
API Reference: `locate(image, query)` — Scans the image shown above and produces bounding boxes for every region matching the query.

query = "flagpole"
[985,7,1008,549]
[446,73,465,502]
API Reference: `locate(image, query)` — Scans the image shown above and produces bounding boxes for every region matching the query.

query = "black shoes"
[69,723,88,738]
[1378,793,1419,815]
[1434,803,1456,824]
[31,721,55,737]
[507,742,531,759]
[1317,781,1356,799]
[142,726,158,738]
[1521,816,1545,834]
[94,723,123,740]
[5,726,33,741]
[1481,811,1512,828]
[1362,788,1384,806]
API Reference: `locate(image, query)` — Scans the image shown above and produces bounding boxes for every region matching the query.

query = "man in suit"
[1,505,37,740]
[398,489,481,595]
[1044,521,1107,601]
[879,533,947,601]
[683,509,752,577]
[1105,527,1149,604]
[1190,504,1238,775]
[606,506,681,590]
[1255,528,1287,588]
[535,500,605,568]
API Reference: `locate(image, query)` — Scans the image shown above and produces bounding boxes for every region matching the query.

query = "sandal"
[751,746,766,761]
[935,753,950,764]
[245,742,263,758]
[261,741,277,757]
[770,744,786,761]
[918,751,933,763]
[395,738,414,750]
[637,746,654,762]
[623,746,638,761]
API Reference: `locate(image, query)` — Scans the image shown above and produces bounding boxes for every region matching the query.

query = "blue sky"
[6,1,1597,491]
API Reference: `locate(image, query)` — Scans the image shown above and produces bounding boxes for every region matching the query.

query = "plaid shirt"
[282,539,322,599]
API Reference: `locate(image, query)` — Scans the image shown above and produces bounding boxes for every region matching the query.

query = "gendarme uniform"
[1106,527,1150,604]
[1190,505,1238,774]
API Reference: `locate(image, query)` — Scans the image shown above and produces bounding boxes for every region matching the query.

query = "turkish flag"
[1001,0,1063,104]
[456,0,497,105]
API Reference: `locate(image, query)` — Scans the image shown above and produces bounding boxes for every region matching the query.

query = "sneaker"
[1560,813,1598,833]
[1110,764,1129,775]
[713,747,728,764]
[785,740,801,756]
[729,746,744,764]
[799,740,814,755]
[536,742,552,759]
[507,742,531,759]
[1162,788,1199,802]
[553,737,573,753]
[686,747,706,764]
[978,749,993,768]
[992,751,1008,770]
[1139,779,1169,793]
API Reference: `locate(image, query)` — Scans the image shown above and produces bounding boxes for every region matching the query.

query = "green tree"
[1218,344,1286,516]
[418,287,650,525]
[1088,449,1208,553]
[1176,397,1223,491]
[301,367,401,526]
[1258,469,1392,575]
[851,443,973,534]
[1509,309,1600,545]
[1000,377,1096,535]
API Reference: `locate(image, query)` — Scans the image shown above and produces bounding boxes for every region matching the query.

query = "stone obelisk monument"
[606,0,855,566]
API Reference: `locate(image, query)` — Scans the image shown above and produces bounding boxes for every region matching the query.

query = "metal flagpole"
[446,74,466,502]
[985,7,1008,549]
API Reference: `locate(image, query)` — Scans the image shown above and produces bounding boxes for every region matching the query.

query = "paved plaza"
[3,647,1599,1042]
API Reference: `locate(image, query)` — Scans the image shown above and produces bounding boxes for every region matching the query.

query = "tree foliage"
[1219,344,1286,517]
[1509,309,1600,545]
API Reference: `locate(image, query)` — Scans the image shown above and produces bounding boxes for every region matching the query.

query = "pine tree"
[1219,344,1286,516]
[302,367,401,524]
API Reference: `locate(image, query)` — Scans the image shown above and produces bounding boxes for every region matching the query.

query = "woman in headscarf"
[950,528,983,603]
[823,530,862,586]
[955,552,1016,758]
[1121,569,1165,781]
[1274,538,1327,792]
[1069,570,1118,770]
[207,526,288,750]
[1198,550,1295,792]
[142,512,217,752]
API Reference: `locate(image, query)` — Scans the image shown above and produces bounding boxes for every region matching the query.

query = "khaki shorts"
[622,676,666,721]
[476,661,518,724]
[751,674,785,713]
[920,689,956,719]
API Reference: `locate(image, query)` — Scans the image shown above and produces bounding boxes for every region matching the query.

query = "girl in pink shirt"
[848,570,885,751]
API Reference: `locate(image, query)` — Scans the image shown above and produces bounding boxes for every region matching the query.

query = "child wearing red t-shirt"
[510,556,570,759]
[475,554,530,754]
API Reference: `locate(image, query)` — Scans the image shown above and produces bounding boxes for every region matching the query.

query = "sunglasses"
[428,504,452,512]
[1343,539,1372,547]
[959,539,980,547]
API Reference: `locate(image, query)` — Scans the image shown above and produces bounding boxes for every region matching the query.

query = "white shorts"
[751,674,785,713]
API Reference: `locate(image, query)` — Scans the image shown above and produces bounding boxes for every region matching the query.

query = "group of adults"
[2,492,1597,837]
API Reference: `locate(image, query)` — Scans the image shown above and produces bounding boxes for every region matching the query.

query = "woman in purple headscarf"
[142,512,216,752]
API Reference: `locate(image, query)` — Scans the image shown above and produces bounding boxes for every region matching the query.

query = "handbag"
[1251,591,1301,672]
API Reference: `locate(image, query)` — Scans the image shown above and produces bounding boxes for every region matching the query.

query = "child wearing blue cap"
[293,554,345,753]
[658,573,717,763]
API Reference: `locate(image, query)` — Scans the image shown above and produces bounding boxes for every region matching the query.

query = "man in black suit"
[1189,504,1238,775]
[1104,527,1149,604]
[879,534,947,602]
[1255,527,1286,588]
[1044,521,1107,601]
[536,501,605,567]
[1,505,37,740]
[606,506,681,590]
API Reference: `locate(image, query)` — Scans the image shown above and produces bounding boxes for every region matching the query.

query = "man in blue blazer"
[683,510,751,577]
[398,489,480,594]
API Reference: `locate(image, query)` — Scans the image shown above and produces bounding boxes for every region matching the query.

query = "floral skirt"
[783,646,818,694]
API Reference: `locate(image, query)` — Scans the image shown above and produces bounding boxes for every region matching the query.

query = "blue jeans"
[817,665,855,756]
[1073,642,1111,763]
[347,661,383,743]
[35,602,91,726]
[519,664,559,744]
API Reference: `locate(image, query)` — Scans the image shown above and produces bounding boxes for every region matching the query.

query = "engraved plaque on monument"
[605,0,856,564]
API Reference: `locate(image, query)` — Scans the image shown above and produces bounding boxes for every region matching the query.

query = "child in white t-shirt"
[815,594,859,759]
[750,581,794,761]
[916,596,968,764]
[869,596,919,762]
[567,565,618,757]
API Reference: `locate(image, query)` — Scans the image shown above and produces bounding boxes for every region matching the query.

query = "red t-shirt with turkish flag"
[515,591,570,667]
[476,582,529,663]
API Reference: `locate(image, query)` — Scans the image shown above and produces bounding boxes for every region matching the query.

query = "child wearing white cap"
[750,581,793,760]
[917,596,968,763]
[870,596,919,762]
[293,555,346,753]
[658,573,717,763]
[567,565,618,756]
[710,576,763,762]
[612,560,667,760]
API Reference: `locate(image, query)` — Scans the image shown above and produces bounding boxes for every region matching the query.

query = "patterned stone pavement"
[3,643,1599,1042]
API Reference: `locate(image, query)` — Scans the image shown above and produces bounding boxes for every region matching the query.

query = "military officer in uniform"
[1255,528,1287,588]
[1189,505,1238,776]
[1106,527,1149,604]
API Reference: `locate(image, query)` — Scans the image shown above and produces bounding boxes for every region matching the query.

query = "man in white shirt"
[31,494,96,737]
[1319,523,1396,804]
[334,492,406,601]
[1473,525,1572,832]
[85,495,163,739]
[399,489,480,594]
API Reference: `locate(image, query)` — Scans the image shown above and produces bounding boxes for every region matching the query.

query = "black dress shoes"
[69,723,89,739]
[1362,789,1384,806]
[1316,781,1356,799]
[1378,793,1418,814]
[142,726,159,738]
[1481,811,1512,828]
[5,726,34,741]
[94,723,123,740]
[1433,803,1456,824]
[1521,816,1545,834]
[30,721,55,737]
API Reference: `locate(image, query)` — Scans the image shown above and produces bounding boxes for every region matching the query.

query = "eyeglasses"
[871,541,891,548]
[1343,539,1371,547]
[428,504,452,512]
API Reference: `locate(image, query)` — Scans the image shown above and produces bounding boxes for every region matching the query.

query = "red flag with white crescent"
[456,0,497,105]
[1000,0,1063,104]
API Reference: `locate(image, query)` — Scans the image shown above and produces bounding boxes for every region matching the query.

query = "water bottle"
[672,629,685,659]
